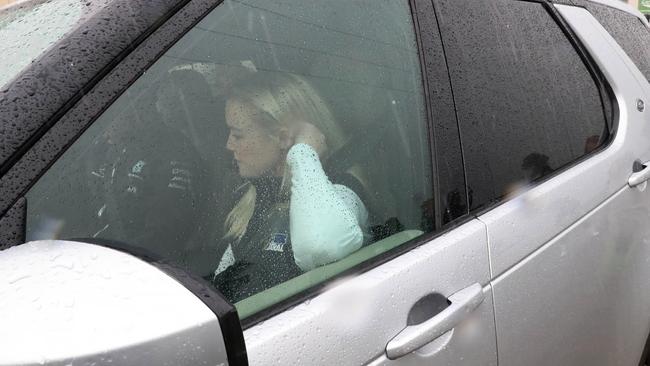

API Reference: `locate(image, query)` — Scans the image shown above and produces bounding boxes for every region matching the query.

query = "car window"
[25,0,434,317]
[585,2,650,82]
[0,0,103,88]
[435,0,610,210]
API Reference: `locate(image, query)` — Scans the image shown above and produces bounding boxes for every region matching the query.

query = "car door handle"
[385,283,485,360]
[629,160,650,187]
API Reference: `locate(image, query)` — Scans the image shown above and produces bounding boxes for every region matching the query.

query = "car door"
[1,0,500,365]
[435,0,650,364]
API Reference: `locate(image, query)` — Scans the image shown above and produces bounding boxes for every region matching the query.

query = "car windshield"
[0,0,90,88]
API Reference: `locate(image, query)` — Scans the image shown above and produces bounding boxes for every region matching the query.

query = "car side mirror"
[0,240,248,366]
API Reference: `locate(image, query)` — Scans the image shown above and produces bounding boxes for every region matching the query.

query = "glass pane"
[437,0,608,210]
[26,0,432,310]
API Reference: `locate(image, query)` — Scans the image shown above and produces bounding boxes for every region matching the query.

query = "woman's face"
[225,99,285,178]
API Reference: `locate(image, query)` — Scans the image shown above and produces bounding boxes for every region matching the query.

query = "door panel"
[367,287,496,366]
[492,185,650,365]
[478,143,631,278]
[489,5,650,365]
[244,220,496,366]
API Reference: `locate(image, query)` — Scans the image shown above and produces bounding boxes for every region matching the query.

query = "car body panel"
[0,240,227,366]
[488,5,650,365]
[243,219,496,366]
[365,286,496,366]
[492,184,650,365]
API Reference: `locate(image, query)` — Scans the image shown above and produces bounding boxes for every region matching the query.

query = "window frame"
[4,0,467,328]
[434,0,618,217]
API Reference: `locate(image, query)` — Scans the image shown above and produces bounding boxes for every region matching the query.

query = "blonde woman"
[211,72,369,301]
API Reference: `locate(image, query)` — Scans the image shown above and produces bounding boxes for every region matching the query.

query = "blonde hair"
[224,72,346,242]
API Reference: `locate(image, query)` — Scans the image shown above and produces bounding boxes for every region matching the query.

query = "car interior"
[25,0,434,311]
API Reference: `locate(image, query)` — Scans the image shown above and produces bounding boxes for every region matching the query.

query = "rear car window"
[435,0,610,210]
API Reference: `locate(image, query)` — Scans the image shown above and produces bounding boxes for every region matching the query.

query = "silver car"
[1,0,649,365]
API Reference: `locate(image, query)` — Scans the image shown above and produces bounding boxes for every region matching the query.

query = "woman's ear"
[277,125,294,150]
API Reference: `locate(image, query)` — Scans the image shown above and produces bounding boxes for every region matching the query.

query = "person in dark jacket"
[210,72,369,302]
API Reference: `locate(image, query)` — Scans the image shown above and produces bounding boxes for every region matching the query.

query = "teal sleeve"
[286,143,368,271]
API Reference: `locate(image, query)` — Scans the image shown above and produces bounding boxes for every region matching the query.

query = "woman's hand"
[293,122,328,157]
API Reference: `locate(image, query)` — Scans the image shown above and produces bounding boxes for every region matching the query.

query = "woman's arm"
[286,143,368,271]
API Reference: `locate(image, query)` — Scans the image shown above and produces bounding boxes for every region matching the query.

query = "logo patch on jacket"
[264,233,288,252]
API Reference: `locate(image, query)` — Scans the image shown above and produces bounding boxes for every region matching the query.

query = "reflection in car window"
[26,0,433,312]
